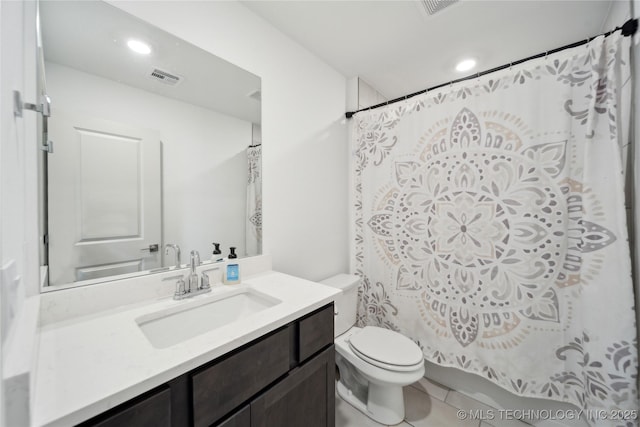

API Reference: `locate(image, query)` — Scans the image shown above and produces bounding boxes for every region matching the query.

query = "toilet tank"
[320,274,360,337]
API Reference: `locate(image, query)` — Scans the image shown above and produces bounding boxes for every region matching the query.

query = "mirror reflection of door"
[47,111,161,285]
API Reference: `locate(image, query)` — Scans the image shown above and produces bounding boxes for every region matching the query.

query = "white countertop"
[32,269,340,427]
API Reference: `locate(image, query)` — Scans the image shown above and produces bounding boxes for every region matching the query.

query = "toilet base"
[337,379,405,425]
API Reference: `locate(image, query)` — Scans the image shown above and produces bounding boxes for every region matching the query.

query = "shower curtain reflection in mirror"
[246,142,262,257]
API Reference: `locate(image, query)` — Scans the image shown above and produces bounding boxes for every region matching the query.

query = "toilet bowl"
[321,274,425,425]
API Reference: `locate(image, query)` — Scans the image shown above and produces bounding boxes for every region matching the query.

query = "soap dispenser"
[211,242,223,262]
[223,247,240,285]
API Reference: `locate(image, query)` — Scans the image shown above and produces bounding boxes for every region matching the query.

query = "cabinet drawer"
[217,405,250,427]
[192,327,290,427]
[251,345,335,427]
[298,304,334,363]
[78,387,171,427]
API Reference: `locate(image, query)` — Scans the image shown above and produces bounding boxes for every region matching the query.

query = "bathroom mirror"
[39,1,262,289]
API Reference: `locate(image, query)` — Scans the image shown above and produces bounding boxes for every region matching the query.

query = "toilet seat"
[348,326,423,372]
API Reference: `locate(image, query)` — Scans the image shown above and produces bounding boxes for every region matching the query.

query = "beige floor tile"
[480,418,531,427]
[486,414,531,427]
[445,391,530,427]
[409,376,450,401]
[335,394,386,427]
[445,390,495,412]
[404,386,479,427]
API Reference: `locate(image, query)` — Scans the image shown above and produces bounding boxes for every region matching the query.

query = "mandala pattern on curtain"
[353,33,637,425]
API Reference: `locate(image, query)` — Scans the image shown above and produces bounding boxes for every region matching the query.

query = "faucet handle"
[201,274,210,290]
[174,278,186,298]
[200,267,220,290]
[163,274,186,299]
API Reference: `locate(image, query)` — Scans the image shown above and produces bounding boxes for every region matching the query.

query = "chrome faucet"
[170,249,215,300]
[188,250,201,293]
[165,244,181,268]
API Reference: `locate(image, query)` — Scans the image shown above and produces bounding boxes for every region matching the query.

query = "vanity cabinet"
[78,387,172,427]
[78,303,335,427]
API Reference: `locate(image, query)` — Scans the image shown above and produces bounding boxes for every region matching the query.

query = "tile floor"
[335,377,533,427]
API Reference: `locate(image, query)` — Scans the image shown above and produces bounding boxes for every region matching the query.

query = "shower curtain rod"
[345,18,638,119]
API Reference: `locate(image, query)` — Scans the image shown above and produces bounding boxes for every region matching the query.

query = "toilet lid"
[349,326,423,368]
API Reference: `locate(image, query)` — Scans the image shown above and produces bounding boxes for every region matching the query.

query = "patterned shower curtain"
[246,145,262,256]
[353,33,637,425]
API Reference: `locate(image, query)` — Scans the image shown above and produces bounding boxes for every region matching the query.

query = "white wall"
[108,0,349,282]
[0,1,347,421]
[0,1,40,424]
[357,78,388,110]
[1,1,37,320]
[44,62,251,269]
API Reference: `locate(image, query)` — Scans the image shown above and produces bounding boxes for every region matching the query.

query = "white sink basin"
[136,288,281,349]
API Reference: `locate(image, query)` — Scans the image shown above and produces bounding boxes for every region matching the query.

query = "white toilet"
[321,274,425,425]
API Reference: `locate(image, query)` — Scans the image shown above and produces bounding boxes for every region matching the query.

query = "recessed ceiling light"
[455,58,476,72]
[127,39,151,55]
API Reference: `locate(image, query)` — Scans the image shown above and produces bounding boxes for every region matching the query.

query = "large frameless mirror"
[39,0,262,290]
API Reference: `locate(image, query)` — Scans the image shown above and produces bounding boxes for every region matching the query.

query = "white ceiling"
[242,0,614,100]
[40,1,261,124]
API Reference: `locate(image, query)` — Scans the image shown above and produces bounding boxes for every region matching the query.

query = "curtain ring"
[544,50,549,60]
[509,62,512,71]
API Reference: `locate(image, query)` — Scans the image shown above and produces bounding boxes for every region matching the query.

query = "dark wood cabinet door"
[298,305,334,363]
[250,346,335,427]
[77,387,171,427]
[217,405,250,427]
[192,327,290,427]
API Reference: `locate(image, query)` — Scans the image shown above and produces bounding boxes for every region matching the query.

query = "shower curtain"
[353,33,637,424]
[246,145,262,256]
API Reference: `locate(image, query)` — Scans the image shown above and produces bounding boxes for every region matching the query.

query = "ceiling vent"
[418,0,459,16]
[148,68,183,86]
